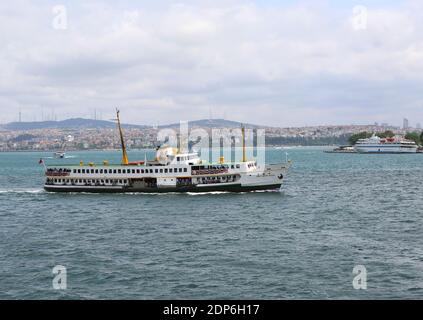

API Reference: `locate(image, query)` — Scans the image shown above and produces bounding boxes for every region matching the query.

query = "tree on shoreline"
[405,132,422,145]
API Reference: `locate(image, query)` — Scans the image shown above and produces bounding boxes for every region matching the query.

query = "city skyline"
[2,1,423,127]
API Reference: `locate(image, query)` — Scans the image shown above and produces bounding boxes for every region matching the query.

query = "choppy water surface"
[1,148,422,299]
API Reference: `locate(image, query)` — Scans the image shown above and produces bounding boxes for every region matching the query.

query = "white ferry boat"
[354,135,418,154]
[43,111,291,193]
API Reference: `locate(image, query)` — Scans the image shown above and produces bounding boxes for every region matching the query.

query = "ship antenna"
[116,108,129,165]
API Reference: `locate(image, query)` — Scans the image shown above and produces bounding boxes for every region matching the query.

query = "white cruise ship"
[43,111,291,193]
[354,135,418,154]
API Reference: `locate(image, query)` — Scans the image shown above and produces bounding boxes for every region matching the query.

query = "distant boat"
[324,146,356,153]
[354,135,417,154]
[54,152,66,159]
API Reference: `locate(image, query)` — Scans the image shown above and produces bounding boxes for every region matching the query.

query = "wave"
[0,189,45,194]
[186,191,231,195]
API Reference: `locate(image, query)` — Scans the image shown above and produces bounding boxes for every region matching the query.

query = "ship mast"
[242,124,246,162]
[116,108,129,165]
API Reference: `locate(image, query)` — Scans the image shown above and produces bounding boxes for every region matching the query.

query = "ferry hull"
[43,183,283,193]
[355,148,417,154]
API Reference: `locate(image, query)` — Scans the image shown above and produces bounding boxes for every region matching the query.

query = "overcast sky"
[1,0,423,127]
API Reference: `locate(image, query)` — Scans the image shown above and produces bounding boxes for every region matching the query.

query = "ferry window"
[177,157,180,161]
[236,164,240,168]
[132,169,136,174]
[82,169,85,173]
[164,169,168,173]
[184,168,187,172]
[122,169,126,174]
[113,169,117,174]
[118,169,121,174]
[141,169,144,174]
[137,169,140,174]
[160,169,163,173]
[169,169,173,173]
[155,169,158,173]
[231,165,234,169]
[149,169,152,173]
[78,169,81,173]
[99,169,103,174]
[73,169,76,173]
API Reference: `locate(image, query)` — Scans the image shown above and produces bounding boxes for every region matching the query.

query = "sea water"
[0,147,422,299]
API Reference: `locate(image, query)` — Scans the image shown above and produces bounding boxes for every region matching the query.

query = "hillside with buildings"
[0,118,418,151]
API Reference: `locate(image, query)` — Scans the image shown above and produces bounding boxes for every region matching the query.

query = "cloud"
[0,0,423,126]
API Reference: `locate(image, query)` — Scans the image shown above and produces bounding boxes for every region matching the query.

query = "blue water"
[1,147,423,299]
